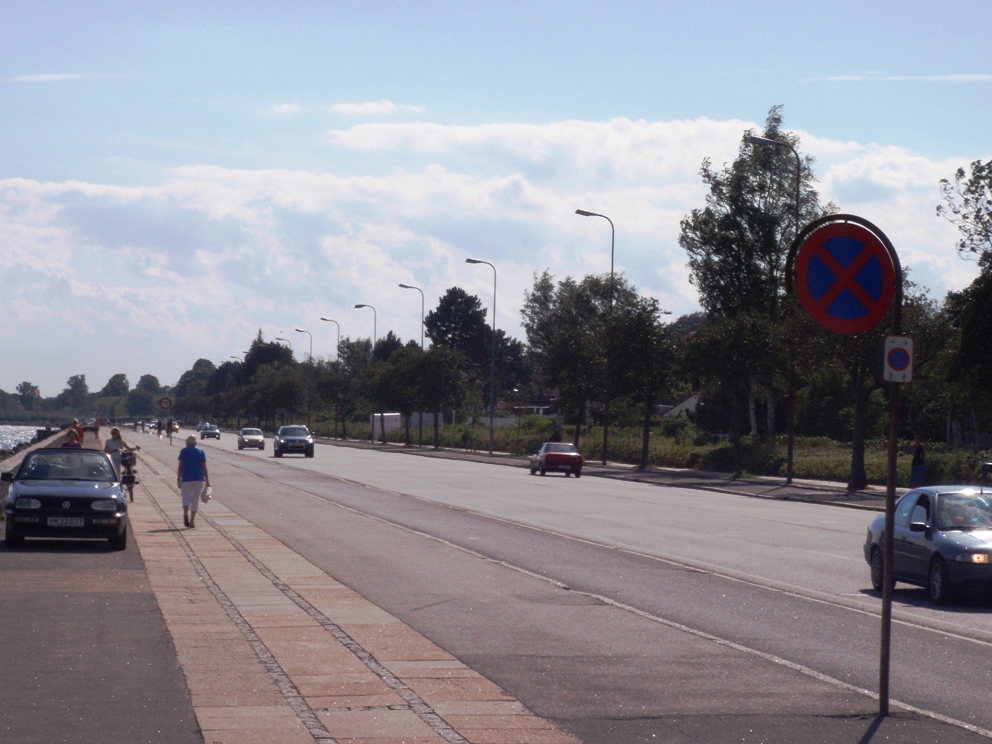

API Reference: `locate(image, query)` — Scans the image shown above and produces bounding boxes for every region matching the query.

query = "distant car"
[273,425,314,458]
[3,448,130,550]
[169,421,179,433]
[238,428,265,451]
[530,442,583,477]
[81,418,99,433]
[200,425,221,440]
[196,422,210,432]
[864,486,992,604]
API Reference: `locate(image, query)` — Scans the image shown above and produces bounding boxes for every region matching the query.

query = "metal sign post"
[786,214,903,716]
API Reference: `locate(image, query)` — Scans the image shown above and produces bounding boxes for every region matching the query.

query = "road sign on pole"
[883,336,914,383]
[159,396,173,411]
[495,398,508,413]
[792,221,895,335]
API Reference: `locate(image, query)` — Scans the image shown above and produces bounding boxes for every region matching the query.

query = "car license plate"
[557,464,572,471]
[48,517,84,527]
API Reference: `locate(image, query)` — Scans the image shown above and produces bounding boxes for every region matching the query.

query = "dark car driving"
[3,448,131,550]
[273,425,314,458]
[530,442,583,477]
[864,486,992,604]
[200,425,221,440]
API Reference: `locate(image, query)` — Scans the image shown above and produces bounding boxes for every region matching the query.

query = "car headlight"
[91,500,118,511]
[16,498,41,509]
[955,553,991,564]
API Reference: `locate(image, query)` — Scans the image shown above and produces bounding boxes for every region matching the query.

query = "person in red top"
[69,419,85,445]
[62,430,82,448]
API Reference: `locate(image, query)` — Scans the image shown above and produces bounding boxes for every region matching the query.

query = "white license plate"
[47,517,84,527]
[557,464,572,471]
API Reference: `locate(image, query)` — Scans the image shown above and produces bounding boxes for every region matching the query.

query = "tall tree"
[98,374,130,398]
[937,159,992,266]
[16,381,39,411]
[425,287,489,366]
[136,374,163,394]
[60,375,89,410]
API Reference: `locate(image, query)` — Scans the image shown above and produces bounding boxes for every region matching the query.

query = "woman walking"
[177,435,210,529]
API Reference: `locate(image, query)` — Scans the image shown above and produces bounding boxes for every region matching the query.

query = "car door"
[902,493,934,582]
[892,491,923,580]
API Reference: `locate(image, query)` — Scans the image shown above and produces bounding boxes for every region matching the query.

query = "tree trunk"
[848,378,868,491]
[433,408,440,450]
[765,393,776,440]
[572,399,585,447]
[748,377,759,437]
[731,391,743,478]
[404,415,411,446]
[639,393,653,471]
[380,406,386,444]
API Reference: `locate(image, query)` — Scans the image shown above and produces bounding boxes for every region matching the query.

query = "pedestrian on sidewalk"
[910,435,926,487]
[177,435,210,529]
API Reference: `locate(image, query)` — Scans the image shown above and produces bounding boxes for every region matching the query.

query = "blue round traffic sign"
[793,221,895,334]
[887,347,910,372]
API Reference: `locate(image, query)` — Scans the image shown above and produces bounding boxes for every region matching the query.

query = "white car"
[237,428,265,450]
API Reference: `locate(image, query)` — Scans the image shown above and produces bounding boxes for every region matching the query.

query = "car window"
[545,443,578,454]
[241,429,262,436]
[910,494,931,526]
[18,451,117,482]
[281,427,309,437]
[894,492,919,526]
[935,494,992,531]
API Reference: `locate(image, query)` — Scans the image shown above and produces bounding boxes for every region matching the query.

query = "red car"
[530,442,583,477]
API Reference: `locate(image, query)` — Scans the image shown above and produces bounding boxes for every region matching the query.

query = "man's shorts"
[181,480,204,509]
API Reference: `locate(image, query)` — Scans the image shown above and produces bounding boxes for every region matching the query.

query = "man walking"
[177,435,210,529]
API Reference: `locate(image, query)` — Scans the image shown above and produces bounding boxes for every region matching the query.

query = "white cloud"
[329,100,425,116]
[805,73,992,84]
[3,73,126,83]
[0,116,983,394]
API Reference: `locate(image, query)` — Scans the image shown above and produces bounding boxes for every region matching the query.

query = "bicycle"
[121,449,140,502]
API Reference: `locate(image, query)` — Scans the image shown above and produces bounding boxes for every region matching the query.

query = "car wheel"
[575,471,582,478]
[529,464,537,475]
[274,449,282,458]
[260,443,265,451]
[539,464,546,476]
[109,525,127,551]
[306,450,314,458]
[869,548,890,592]
[238,443,243,450]
[5,525,23,548]
[928,557,953,605]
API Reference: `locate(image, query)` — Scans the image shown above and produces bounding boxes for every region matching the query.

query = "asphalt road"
[171,430,992,742]
[0,518,200,743]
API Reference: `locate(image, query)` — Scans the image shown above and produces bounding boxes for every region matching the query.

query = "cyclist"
[104,427,140,480]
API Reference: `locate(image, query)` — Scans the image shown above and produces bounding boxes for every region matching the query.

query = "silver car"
[237,428,265,451]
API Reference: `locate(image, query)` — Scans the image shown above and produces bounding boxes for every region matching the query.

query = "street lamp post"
[576,208,615,466]
[398,284,426,447]
[354,304,377,348]
[276,337,293,352]
[398,284,425,349]
[319,317,340,358]
[745,134,801,486]
[295,328,313,428]
[466,258,496,456]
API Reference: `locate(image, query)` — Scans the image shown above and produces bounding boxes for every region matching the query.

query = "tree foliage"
[937,159,992,266]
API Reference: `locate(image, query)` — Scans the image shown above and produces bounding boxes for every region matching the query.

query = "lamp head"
[575,209,596,217]
[465,258,482,264]
[294,328,306,333]
[320,317,332,321]
[355,304,367,309]
[398,283,414,289]
[746,134,775,147]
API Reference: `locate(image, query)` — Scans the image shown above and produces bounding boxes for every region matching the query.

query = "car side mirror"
[909,521,928,533]
[121,474,135,485]
[1,471,13,482]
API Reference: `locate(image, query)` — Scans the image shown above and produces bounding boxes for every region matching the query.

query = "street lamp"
[745,134,801,485]
[398,284,425,349]
[295,328,313,428]
[466,258,497,456]
[276,337,293,352]
[354,304,376,348]
[319,317,340,358]
[576,208,616,466]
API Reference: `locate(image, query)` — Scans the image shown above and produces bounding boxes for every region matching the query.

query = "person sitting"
[62,430,82,449]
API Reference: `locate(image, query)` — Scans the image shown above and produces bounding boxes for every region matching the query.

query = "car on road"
[196,421,210,432]
[3,448,131,550]
[864,486,992,604]
[237,428,265,451]
[273,425,314,458]
[81,418,99,433]
[530,442,583,477]
[200,425,221,440]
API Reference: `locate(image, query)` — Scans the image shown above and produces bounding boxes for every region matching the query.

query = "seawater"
[0,425,39,452]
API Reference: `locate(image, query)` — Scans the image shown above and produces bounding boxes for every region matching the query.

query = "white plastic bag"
[202,486,212,503]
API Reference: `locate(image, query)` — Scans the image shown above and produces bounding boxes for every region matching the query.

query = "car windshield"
[545,443,578,454]
[281,427,309,437]
[241,429,262,436]
[935,493,992,531]
[17,450,117,482]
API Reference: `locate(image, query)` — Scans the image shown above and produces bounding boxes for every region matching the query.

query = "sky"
[1,1,990,396]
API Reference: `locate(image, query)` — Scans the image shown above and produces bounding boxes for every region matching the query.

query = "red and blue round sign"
[793,221,895,335]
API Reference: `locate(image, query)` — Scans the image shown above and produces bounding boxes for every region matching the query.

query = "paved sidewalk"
[131,445,580,744]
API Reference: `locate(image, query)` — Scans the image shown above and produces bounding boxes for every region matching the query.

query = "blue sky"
[1,1,990,395]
